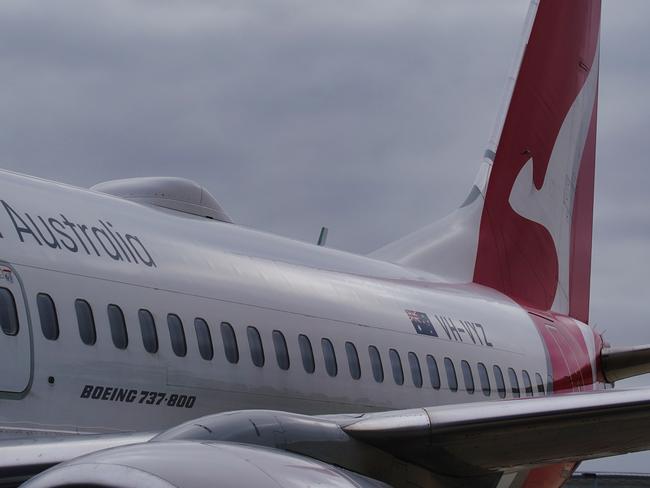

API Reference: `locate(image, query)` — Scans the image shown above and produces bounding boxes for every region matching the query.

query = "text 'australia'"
[0,200,156,268]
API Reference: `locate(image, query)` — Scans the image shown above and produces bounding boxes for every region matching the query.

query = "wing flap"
[343,389,650,476]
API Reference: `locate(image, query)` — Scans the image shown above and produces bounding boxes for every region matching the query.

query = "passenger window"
[508,367,520,398]
[461,360,474,394]
[273,330,290,370]
[345,342,361,380]
[139,309,158,353]
[389,349,404,386]
[37,293,59,341]
[298,334,315,373]
[220,322,239,364]
[247,326,265,367]
[408,352,423,388]
[167,314,187,357]
[522,370,534,397]
[493,365,506,398]
[444,357,458,392]
[368,345,384,383]
[322,338,337,377]
[535,373,546,395]
[0,287,19,336]
[107,304,127,349]
[547,374,554,394]
[194,318,213,361]
[75,299,96,345]
[426,355,441,389]
[477,362,491,396]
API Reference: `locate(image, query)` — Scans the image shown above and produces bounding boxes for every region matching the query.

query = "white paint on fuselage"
[0,169,549,434]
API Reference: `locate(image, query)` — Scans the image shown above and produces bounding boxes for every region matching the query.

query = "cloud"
[0,0,531,248]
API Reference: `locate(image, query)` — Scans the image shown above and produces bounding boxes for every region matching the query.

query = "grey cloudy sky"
[1,0,649,474]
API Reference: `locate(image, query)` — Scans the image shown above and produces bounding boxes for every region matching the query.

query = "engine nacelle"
[22,440,389,488]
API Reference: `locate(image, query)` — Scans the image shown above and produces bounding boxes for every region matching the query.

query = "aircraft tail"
[371,0,601,322]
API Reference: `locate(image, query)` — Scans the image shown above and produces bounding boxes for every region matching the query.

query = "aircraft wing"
[8,389,650,487]
[342,388,650,475]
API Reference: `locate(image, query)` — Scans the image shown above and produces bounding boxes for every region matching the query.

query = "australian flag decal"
[406,310,438,337]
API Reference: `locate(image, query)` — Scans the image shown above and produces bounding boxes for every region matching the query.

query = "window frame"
[167,313,187,358]
[37,293,59,341]
[535,372,546,395]
[194,317,214,361]
[522,370,534,397]
[107,303,127,350]
[408,352,423,388]
[493,365,506,399]
[477,362,491,397]
[426,355,441,389]
[508,367,521,398]
[368,345,384,383]
[75,299,96,346]
[461,360,475,394]
[444,357,458,392]
[298,334,315,373]
[345,342,361,380]
[272,330,290,371]
[247,326,265,367]
[389,348,404,386]
[0,287,19,336]
[220,322,239,364]
[138,308,158,354]
[321,338,338,377]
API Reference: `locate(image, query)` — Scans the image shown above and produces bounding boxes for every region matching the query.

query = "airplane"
[1,0,649,486]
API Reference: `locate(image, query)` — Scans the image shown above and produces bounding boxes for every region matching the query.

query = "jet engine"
[21,440,388,488]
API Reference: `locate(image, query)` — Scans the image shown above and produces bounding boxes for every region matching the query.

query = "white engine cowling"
[22,441,389,488]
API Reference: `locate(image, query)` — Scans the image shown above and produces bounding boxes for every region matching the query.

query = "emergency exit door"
[0,264,32,395]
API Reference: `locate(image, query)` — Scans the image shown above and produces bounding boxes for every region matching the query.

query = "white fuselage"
[0,169,595,434]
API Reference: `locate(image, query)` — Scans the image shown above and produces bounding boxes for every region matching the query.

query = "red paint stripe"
[524,309,598,486]
[522,462,577,488]
[528,311,594,393]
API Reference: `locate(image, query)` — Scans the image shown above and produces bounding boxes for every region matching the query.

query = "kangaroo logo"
[508,51,599,314]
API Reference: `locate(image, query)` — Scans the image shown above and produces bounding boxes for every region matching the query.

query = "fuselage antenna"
[317,227,328,246]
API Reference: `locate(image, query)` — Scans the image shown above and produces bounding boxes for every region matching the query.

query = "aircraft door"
[0,264,32,395]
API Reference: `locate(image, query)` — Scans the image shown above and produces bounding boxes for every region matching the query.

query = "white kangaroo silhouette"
[509,47,599,314]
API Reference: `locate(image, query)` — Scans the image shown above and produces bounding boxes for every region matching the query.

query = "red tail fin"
[473,1,601,322]
[372,1,600,322]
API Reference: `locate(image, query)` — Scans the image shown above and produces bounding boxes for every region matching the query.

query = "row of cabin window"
[33,292,549,397]
[298,338,547,398]
[37,293,197,358]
